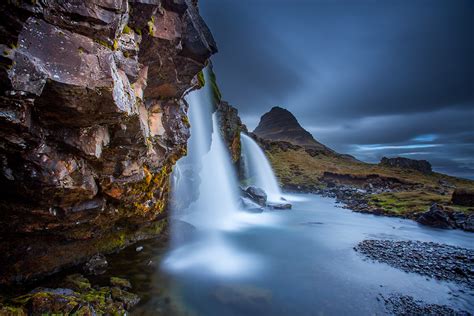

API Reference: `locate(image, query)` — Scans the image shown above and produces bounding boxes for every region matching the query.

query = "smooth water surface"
[104,194,474,315]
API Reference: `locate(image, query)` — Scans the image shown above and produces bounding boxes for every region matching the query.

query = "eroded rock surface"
[0,0,216,284]
[380,156,432,174]
[216,100,247,164]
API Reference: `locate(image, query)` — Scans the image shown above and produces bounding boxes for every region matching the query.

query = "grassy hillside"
[265,143,474,217]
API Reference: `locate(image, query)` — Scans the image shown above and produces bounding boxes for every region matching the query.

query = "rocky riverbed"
[355,240,474,289]
[381,293,471,316]
[287,183,474,232]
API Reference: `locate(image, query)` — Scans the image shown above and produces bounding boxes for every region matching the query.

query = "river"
[98,194,473,315]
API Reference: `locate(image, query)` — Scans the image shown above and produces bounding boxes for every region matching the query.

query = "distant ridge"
[253,106,333,153]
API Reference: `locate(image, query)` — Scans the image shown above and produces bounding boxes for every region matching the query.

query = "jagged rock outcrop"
[254,106,333,153]
[416,204,455,229]
[216,100,247,163]
[0,0,216,284]
[380,157,432,174]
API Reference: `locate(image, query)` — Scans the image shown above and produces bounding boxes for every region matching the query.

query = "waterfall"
[171,68,240,230]
[164,67,262,277]
[240,133,283,202]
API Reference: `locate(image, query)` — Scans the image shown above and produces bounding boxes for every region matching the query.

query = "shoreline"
[282,184,474,233]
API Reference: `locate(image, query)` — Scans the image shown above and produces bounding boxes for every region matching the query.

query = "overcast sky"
[200,0,474,179]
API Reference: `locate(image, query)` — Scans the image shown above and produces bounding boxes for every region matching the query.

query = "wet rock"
[0,0,216,284]
[244,186,267,206]
[452,188,474,207]
[355,240,474,289]
[216,100,247,163]
[267,202,292,210]
[463,215,474,232]
[416,203,455,229]
[83,253,108,275]
[110,277,132,289]
[64,274,91,292]
[3,275,138,315]
[111,287,140,309]
[382,293,470,316]
[239,197,264,213]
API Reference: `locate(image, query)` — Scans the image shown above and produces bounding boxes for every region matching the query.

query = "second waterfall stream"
[240,133,283,202]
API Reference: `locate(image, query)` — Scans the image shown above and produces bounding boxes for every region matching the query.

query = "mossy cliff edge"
[0,0,216,284]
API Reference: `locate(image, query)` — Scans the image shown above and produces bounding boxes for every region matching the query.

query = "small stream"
[100,194,473,315]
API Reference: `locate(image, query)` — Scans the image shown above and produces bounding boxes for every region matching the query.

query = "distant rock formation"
[380,157,432,174]
[253,106,333,153]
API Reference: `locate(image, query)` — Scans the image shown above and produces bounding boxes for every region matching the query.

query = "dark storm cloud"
[200,0,474,178]
[200,2,307,112]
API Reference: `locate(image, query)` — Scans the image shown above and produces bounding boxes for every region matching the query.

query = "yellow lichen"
[122,24,132,35]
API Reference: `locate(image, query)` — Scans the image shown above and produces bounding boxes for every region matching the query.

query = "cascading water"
[182,112,241,229]
[240,133,283,202]
[164,68,264,277]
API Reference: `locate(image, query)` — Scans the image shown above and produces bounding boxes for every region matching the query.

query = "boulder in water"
[244,186,267,206]
[416,204,454,229]
[239,197,264,213]
[268,202,292,210]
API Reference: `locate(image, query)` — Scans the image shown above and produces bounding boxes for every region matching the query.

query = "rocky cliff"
[0,0,216,284]
[254,106,333,153]
[380,157,432,174]
[217,100,247,164]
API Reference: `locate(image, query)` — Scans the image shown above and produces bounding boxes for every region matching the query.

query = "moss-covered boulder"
[2,274,139,315]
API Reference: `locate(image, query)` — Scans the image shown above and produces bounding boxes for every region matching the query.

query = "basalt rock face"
[216,100,247,164]
[380,157,432,174]
[0,0,216,284]
[254,106,333,153]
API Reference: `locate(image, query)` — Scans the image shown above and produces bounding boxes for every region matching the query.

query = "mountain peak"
[253,107,332,152]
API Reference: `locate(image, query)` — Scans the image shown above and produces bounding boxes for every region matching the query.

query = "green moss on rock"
[197,70,205,87]
[4,275,138,315]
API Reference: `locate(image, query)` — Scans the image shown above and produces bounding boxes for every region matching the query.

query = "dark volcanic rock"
[216,100,247,164]
[416,203,455,229]
[382,293,471,316]
[452,188,474,207]
[267,202,292,210]
[0,0,216,284]
[253,106,332,153]
[245,186,267,207]
[355,240,474,289]
[239,197,264,213]
[380,156,432,174]
[83,253,108,275]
